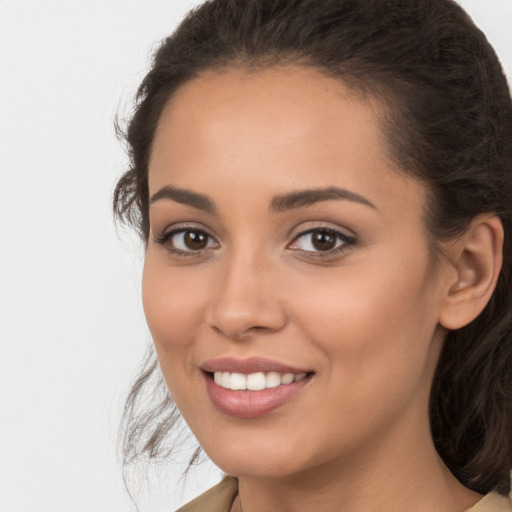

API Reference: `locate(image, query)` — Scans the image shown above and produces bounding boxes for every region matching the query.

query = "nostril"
[210,323,276,341]
[248,325,270,332]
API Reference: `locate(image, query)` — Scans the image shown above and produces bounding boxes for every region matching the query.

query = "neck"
[234,418,481,512]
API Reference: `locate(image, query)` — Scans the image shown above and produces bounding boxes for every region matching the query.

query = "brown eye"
[311,230,337,251]
[156,228,219,253]
[183,230,209,250]
[288,228,355,254]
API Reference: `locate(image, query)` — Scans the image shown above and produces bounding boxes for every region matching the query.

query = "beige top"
[176,476,512,512]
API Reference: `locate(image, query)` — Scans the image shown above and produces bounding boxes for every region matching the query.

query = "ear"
[439,215,504,330]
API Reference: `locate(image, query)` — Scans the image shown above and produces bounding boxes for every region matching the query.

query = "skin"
[143,66,484,512]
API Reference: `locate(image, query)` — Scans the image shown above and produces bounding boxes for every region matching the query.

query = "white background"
[1,1,511,511]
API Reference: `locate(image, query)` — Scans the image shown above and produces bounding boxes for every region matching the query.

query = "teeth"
[266,372,281,388]
[247,372,266,391]
[212,371,308,391]
[230,372,247,390]
[281,373,294,385]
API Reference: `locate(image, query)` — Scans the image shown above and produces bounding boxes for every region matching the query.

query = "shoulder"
[175,475,238,512]
[465,492,512,512]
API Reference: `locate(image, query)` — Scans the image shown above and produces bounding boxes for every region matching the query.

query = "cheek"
[142,255,207,356]
[286,256,441,446]
[291,248,439,381]
[141,255,214,412]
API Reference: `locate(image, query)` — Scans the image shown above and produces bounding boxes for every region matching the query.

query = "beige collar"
[177,476,512,512]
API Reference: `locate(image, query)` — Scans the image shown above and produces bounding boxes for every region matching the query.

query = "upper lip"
[201,357,312,375]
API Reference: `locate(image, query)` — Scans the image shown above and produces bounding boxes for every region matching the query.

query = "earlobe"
[439,215,503,331]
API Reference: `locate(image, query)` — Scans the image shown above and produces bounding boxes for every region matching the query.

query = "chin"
[213,456,303,480]
[198,432,322,480]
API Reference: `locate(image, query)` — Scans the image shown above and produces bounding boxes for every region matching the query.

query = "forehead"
[148,65,424,216]
[151,67,384,171]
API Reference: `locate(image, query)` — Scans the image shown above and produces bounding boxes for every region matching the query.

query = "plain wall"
[1,1,511,511]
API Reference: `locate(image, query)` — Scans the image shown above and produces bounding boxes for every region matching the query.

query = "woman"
[114,0,512,510]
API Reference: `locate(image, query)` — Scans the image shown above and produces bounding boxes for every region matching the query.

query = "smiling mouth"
[208,370,310,391]
[203,369,314,418]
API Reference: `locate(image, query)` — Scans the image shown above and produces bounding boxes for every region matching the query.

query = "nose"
[208,249,287,341]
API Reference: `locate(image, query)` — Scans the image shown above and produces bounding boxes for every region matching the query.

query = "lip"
[201,357,314,419]
[201,356,311,374]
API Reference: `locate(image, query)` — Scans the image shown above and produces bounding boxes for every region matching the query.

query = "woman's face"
[143,66,451,479]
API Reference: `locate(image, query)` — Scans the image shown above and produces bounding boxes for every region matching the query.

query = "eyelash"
[289,228,356,257]
[153,225,218,257]
[153,225,356,258]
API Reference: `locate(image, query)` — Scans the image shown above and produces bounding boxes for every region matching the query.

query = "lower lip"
[203,372,312,419]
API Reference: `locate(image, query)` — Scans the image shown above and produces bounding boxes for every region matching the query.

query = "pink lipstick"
[201,357,313,418]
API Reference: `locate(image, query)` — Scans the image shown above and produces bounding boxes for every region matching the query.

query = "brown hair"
[114,0,512,495]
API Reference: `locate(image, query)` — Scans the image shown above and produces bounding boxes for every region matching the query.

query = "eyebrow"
[149,185,376,213]
[150,185,216,213]
[270,186,376,212]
